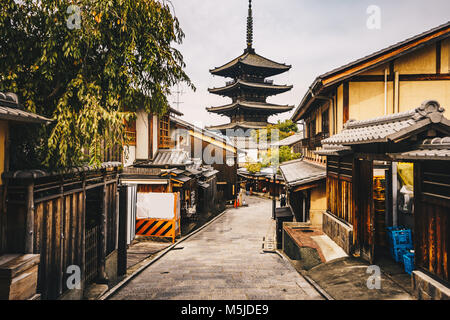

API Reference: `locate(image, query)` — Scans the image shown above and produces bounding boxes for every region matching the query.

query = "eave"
[208,80,292,97]
[210,51,291,78]
[207,101,294,115]
[291,21,450,123]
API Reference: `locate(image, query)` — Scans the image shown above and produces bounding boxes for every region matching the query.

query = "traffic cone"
[237,199,240,207]
[234,200,237,208]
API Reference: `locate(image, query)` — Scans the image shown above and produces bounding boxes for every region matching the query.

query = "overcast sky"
[168,0,450,128]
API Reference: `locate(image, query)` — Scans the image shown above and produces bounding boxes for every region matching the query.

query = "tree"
[260,146,301,167]
[251,119,298,144]
[0,0,194,169]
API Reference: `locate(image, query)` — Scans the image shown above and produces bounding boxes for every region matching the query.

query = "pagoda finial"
[246,0,254,52]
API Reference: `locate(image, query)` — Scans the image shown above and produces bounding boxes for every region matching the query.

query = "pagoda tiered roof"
[207,101,294,115]
[208,79,292,98]
[210,50,291,78]
[205,0,293,135]
[206,121,271,131]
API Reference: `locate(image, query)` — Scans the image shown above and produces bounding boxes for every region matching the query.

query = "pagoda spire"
[246,0,254,52]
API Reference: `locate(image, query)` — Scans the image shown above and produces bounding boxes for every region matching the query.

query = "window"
[309,118,316,138]
[158,115,170,149]
[322,109,329,134]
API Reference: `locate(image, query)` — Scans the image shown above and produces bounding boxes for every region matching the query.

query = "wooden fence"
[1,163,120,299]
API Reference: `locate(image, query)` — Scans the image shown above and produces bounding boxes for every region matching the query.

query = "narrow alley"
[110,197,323,300]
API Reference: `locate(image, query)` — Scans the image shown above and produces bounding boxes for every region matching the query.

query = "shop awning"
[388,137,450,161]
[279,159,326,188]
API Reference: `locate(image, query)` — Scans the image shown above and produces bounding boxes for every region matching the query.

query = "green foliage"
[251,119,298,143]
[260,146,301,167]
[246,162,262,174]
[0,0,194,169]
[245,146,301,176]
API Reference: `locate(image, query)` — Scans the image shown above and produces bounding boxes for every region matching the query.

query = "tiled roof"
[389,137,450,160]
[208,79,292,97]
[207,101,294,114]
[270,133,304,147]
[291,21,450,122]
[206,121,270,131]
[210,51,291,77]
[279,159,326,187]
[314,144,353,156]
[0,92,51,124]
[3,162,122,179]
[169,116,237,151]
[322,100,448,146]
[152,150,191,166]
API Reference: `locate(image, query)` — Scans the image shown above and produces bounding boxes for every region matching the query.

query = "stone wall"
[412,270,450,300]
[322,211,353,255]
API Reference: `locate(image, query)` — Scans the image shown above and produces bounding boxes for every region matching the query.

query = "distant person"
[280,194,287,207]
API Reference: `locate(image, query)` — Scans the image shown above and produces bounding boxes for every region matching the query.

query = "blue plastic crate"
[391,229,413,247]
[403,252,415,275]
[386,226,404,245]
[391,245,413,263]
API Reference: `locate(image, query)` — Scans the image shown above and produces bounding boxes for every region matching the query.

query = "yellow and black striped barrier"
[135,218,180,243]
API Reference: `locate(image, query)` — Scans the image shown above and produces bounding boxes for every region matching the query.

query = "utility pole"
[173,84,184,112]
[272,172,276,220]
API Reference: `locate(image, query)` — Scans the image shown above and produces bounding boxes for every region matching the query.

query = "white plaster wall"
[136,110,149,159]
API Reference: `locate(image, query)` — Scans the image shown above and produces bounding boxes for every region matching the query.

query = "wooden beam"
[343,82,349,124]
[25,181,34,254]
[436,41,442,74]
[292,183,319,193]
[322,26,450,86]
[350,73,450,82]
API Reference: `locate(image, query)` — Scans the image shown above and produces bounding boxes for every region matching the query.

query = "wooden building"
[0,91,124,300]
[317,100,449,300]
[170,116,238,202]
[0,92,52,300]
[290,22,450,228]
[3,163,121,300]
[279,159,326,225]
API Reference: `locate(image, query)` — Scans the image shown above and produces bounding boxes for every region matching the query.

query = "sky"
[168,0,450,129]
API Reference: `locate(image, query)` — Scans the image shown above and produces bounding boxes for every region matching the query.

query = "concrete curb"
[99,207,233,300]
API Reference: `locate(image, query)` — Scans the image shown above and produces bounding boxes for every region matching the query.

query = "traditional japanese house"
[170,116,238,202]
[279,159,326,225]
[0,92,51,300]
[289,21,450,229]
[317,100,450,300]
[238,166,285,198]
[121,108,233,242]
[206,0,294,138]
[0,92,123,300]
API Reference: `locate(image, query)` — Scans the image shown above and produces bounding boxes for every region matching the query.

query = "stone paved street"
[111,197,323,300]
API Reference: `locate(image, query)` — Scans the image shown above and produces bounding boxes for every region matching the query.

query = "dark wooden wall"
[191,136,237,201]
[414,161,449,285]
[326,156,354,225]
[353,159,374,263]
[4,168,120,299]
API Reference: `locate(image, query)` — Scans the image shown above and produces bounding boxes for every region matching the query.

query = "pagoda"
[206,0,294,135]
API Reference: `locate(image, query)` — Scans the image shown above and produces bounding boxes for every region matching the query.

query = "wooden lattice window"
[158,115,170,149]
[124,120,136,146]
